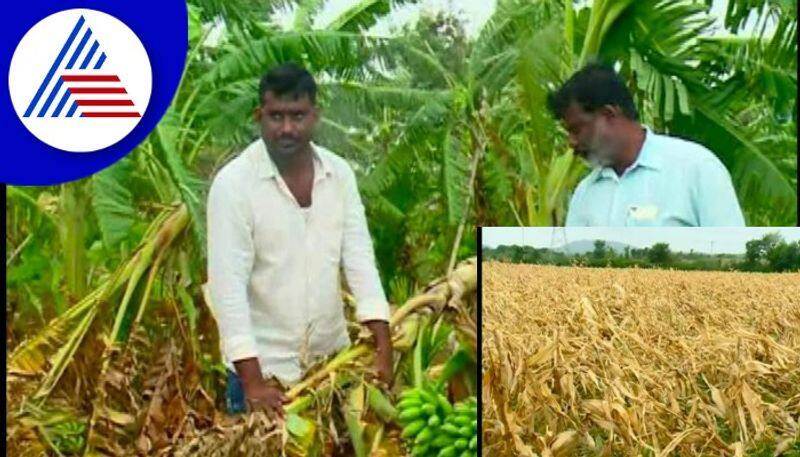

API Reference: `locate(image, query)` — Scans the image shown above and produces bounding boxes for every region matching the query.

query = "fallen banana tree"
[7,205,193,457]
[5,200,476,456]
[179,256,478,456]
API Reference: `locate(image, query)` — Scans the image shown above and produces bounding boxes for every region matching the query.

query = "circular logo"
[8,8,152,152]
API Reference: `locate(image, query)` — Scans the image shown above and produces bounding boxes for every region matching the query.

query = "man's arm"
[692,156,745,227]
[339,165,393,384]
[364,320,392,386]
[207,175,286,415]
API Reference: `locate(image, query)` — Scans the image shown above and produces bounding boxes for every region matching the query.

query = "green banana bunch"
[436,397,477,457]
[397,386,477,457]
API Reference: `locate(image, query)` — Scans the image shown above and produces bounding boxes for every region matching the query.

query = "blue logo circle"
[3,1,187,185]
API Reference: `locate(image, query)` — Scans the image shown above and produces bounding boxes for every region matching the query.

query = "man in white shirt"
[207,63,392,417]
[547,63,745,227]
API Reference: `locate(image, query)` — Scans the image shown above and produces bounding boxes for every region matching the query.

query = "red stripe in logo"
[69,87,128,94]
[61,75,120,81]
[76,99,134,106]
[81,112,141,117]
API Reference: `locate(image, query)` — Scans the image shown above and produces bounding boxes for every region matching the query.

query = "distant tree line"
[483,234,800,273]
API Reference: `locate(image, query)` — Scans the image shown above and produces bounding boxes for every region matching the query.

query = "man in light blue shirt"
[547,63,745,227]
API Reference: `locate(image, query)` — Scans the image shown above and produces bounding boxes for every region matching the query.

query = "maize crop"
[482,262,800,456]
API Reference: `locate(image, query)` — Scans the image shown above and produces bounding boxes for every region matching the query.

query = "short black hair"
[547,62,638,121]
[259,62,317,104]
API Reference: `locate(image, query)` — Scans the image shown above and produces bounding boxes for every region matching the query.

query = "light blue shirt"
[566,127,745,227]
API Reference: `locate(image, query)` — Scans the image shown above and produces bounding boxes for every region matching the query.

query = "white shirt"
[566,127,745,227]
[206,139,390,385]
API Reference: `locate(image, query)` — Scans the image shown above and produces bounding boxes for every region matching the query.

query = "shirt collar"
[592,126,661,182]
[633,126,661,170]
[255,140,333,181]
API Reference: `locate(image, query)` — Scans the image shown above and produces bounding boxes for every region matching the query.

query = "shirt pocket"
[321,216,344,264]
[251,187,292,260]
[314,186,345,264]
[625,204,693,227]
[624,203,661,227]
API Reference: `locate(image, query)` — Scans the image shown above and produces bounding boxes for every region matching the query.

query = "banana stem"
[286,345,369,400]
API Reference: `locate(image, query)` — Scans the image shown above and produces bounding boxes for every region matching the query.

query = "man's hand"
[243,381,289,419]
[364,320,393,387]
[234,357,289,419]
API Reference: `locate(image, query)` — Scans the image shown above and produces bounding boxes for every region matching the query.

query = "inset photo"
[481,227,800,456]
[476,1,797,227]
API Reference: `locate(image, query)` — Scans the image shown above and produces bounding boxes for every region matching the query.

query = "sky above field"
[482,227,800,254]
[283,0,770,38]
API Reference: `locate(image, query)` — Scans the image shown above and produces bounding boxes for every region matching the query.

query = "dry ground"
[482,262,800,456]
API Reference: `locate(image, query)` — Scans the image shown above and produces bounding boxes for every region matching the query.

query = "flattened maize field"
[482,262,800,456]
